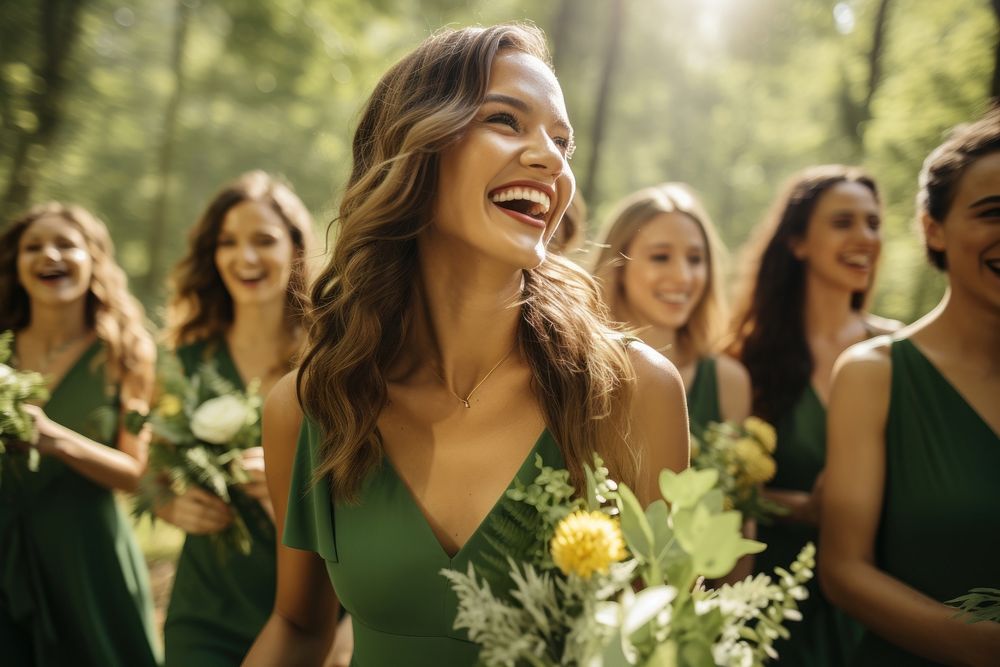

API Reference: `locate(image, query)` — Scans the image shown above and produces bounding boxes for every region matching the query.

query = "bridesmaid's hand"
[155,486,234,535]
[239,447,275,521]
[20,404,65,456]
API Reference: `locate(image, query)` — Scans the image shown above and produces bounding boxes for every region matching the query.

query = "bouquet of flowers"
[133,353,265,557]
[691,417,784,522]
[949,588,1000,624]
[442,457,813,667]
[0,330,49,481]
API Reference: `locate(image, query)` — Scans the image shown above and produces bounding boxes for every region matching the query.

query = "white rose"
[190,394,249,445]
[0,363,14,385]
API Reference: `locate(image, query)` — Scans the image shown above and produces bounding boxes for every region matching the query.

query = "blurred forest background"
[2,0,997,323]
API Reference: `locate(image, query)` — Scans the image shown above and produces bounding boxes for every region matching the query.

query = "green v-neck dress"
[686,356,721,437]
[284,418,565,667]
[162,339,276,667]
[851,338,1000,666]
[754,385,862,666]
[0,341,160,667]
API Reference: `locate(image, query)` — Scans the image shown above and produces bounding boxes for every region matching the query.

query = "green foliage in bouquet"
[442,457,815,667]
[949,588,1000,624]
[133,353,266,558]
[691,417,786,523]
[0,330,49,481]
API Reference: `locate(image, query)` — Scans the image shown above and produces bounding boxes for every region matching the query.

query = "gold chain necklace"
[433,345,516,409]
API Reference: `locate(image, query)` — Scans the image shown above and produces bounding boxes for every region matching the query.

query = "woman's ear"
[921,211,946,254]
[787,236,807,261]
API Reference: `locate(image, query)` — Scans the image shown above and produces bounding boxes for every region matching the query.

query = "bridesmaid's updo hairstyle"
[300,23,639,502]
[917,106,1000,271]
[165,170,314,351]
[0,203,155,402]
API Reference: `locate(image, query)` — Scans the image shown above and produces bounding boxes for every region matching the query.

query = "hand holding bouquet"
[0,330,49,480]
[133,353,266,557]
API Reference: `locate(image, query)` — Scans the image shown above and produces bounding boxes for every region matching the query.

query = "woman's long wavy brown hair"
[0,203,155,402]
[592,183,729,357]
[165,171,314,364]
[299,23,639,502]
[727,165,879,423]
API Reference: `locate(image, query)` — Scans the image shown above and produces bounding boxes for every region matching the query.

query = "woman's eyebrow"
[483,93,572,133]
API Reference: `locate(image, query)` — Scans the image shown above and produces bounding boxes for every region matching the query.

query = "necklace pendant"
[462,399,471,408]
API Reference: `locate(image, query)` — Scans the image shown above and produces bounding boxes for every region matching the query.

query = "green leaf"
[674,505,763,578]
[616,483,654,562]
[658,468,718,509]
[643,640,678,667]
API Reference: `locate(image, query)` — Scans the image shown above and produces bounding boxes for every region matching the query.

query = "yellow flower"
[157,394,183,418]
[743,416,777,453]
[734,438,777,484]
[550,510,626,580]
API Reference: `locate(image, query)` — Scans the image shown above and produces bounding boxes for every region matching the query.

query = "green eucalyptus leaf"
[643,640,678,667]
[659,468,718,509]
[617,483,654,561]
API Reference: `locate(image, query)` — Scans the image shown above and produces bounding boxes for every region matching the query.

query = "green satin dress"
[284,418,565,667]
[686,356,721,437]
[162,340,276,667]
[851,339,1000,666]
[0,341,160,666]
[754,386,862,666]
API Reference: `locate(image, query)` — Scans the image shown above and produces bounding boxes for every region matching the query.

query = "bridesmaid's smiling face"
[17,215,94,309]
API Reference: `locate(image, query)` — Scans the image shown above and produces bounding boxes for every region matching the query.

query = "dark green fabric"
[686,356,721,437]
[851,338,1000,666]
[0,340,160,667]
[755,386,862,666]
[284,420,565,667]
[163,339,276,667]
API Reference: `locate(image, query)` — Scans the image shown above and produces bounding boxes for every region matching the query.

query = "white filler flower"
[190,394,248,445]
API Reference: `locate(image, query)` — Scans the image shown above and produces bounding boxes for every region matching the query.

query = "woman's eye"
[22,243,41,252]
[868,217,882,231]
[832,217,852,229]
[487,112,520,131]
[650,253,670,263]
[255,236,277,247]
[554,136,576,159]
[687,255,704,265]
[217,238,236,247]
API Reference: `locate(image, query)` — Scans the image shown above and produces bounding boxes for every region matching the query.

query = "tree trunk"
[143,0,191,296]
[581,0,625,206]
[550,0,577,73]
[1,0,87,220]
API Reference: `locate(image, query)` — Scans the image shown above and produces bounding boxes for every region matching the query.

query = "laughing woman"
[821,109,1000,666]
[0,203,159,667]
[157,171,314,666]
[728,166,900,666]
[592,183,751,436]
[244,24,689,667]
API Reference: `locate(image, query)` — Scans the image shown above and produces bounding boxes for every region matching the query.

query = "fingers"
[162,486,235,535]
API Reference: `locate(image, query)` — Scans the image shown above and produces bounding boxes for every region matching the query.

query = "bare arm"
[628,343,690,507]
[820,342,1000,667]
[22,382,150,493]
[243,372,340,666]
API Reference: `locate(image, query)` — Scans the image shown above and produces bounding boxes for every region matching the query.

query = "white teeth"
[656,292,688,304]
[841,253,871,268]
[489,186,551,214]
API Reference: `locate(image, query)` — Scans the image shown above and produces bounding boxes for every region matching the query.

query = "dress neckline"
[380,428,551,562]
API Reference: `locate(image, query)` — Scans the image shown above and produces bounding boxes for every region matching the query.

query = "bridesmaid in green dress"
[728,166,900,666]
[592,183,751,436]
[591,183,753,581]
[154,172,332,666]
[0,203,160,666]
[821,108,1000,666]
[243,24,690,667]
